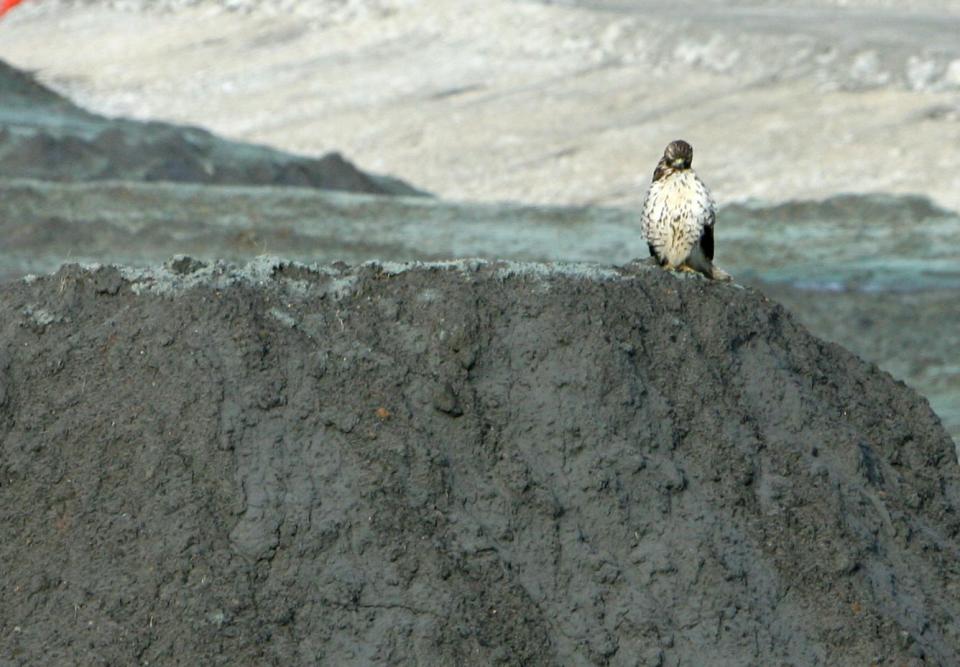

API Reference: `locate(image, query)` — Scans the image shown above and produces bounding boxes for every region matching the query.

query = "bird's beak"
[671,158,686,169]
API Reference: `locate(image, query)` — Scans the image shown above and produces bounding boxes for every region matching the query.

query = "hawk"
[641,140,731,281]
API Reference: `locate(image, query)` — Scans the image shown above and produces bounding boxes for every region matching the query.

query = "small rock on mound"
[0,259,957,665]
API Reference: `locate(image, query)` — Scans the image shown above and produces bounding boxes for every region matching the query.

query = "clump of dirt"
[0,258,957,665]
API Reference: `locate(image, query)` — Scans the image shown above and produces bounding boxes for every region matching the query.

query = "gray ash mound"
[0,60,424,196]
[1,259,958,666]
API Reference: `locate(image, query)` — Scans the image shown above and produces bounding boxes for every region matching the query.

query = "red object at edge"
[0,0,25,18]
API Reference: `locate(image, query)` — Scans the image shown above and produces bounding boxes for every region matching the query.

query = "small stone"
[433,382,463,416]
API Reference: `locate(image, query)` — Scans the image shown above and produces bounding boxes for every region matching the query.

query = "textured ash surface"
[1,259,958,665]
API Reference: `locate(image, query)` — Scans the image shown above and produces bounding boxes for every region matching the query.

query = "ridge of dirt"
[1,258,957,665]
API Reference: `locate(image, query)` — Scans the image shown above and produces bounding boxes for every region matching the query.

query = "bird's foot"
[677,264,697,274]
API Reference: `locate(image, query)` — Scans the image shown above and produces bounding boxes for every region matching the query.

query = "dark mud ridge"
[0,60,424,196]
[1,258,958,666]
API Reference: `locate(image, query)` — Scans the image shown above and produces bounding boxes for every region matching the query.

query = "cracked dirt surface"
[0,259,957,665]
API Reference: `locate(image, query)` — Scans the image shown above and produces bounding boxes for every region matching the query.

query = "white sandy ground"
[1,0,959,209]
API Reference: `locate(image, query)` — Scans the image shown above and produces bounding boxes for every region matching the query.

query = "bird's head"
[663,140,693,170]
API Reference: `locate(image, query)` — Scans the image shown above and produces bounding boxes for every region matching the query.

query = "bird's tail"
[708,265,733,282]
[686,244,733,282]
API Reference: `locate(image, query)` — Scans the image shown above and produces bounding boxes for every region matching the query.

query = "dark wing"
[700,210,716,261]
[652,159,669,182]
